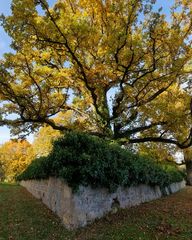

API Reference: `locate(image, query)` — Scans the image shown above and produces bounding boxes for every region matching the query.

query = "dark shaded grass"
[0,183,73,240]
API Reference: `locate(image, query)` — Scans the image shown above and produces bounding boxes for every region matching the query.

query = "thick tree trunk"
[184,148,192,185]
[186,160,192,185]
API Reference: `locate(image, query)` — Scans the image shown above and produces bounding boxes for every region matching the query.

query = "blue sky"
[0,0,12,144]
[0,0,173,144]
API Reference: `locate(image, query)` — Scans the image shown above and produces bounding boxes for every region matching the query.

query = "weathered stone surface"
[20,178,186,229]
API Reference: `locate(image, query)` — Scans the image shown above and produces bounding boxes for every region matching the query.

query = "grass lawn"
[1,183,192,240]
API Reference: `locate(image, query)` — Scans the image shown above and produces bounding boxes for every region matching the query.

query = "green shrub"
[17,132,185,191]
[129,156,170,188]
[16,157,51,181]
[161,163,185,184]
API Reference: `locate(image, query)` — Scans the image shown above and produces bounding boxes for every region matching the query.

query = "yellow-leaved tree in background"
[0,139,34,181]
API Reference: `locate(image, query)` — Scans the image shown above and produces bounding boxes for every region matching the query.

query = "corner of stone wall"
[20,178,186,230]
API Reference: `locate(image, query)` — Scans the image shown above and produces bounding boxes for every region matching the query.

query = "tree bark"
[184,148,192,185]
[186,160,192,185]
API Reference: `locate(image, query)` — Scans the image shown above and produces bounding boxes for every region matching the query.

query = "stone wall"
[21,178,186,229]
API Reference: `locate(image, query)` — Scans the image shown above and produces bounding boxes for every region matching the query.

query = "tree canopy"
[0,0,191,148]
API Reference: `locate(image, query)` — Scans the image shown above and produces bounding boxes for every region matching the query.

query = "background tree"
[0,160,5,182]
[0,139,33,181]
[138,142,176,163]
[32,125,61,157]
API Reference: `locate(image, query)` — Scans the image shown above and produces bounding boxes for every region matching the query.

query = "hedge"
[17,132,185,192]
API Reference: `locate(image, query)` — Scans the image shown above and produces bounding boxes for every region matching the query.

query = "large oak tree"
[0,1,192,158]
